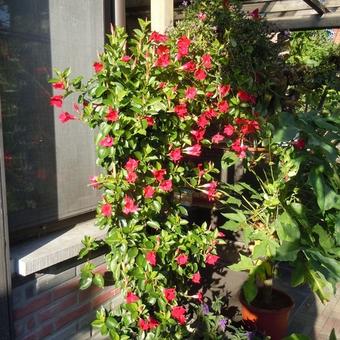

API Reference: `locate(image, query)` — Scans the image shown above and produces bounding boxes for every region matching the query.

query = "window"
[0,0,107,238]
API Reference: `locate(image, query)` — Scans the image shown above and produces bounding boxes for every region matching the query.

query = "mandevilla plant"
[49,16,262,338]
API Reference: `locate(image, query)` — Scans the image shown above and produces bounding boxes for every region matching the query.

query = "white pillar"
[115,0,126,28]
[151,0,174,33]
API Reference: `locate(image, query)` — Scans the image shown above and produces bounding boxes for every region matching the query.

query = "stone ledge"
[11,220,106,276]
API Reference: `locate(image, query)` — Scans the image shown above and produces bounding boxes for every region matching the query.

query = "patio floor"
[204,242,340,340]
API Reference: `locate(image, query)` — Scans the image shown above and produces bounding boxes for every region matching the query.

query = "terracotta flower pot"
[239,288,294,340]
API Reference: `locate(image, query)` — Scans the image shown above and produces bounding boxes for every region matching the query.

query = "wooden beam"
[266,11,340,30]
[302,0,330,14]
[0,99,13,339]
[151,0,174,33]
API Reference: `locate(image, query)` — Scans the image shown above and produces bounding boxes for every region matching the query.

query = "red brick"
[94,263,107,275]
[52,277,79,300]
[14,292,52,320]
[91,288,118,309]
[26,316,36,331]
[22,323,53,340]
[37,323,54,338]
[37,292,78,323]
[55,303,91,330]
[14,321,25,338]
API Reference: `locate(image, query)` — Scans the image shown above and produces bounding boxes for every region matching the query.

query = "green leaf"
[93,273,104,288]
[242,275,258,304]
[291,260,305,287]
[221,212,246,223]
[283,334,310,340]
[329,328,337,340]
[147,220,160,229]
[313,225,334,251]
[309,168,325,213]
[127,247,138,259]
[229,254,255,272]
[79,276,92,290]
[276,241,301,262]
[106,316,118,329]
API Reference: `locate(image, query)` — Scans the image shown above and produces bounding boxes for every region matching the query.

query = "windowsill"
[11,220,106,276]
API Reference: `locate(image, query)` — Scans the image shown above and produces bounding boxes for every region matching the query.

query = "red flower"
[292,138,305,150]
[176,253,188,266]
[223,124,235,137]
[50,95,63,108]
[155,53,170,68]
[249,8,260,20]
[126,292,139,304]
[106,107,119,122]
[197,163,206,178]
[146,251,157,266]
[145,116,155,126]
[205,254,220,265]
[219,84,231,97]
[152,169,167,182]
[198,12,207,21]
[231,139,248,159]
[218,231,226,238]
[101,203,112,217]
[89,176,100,189]
[148,316,159,330]
[202,54,212,69]
[206,91,214,98]
[191,129,205,143]
[185,87,197,100]
[171,306,186,325]
[159,82,167,89]
[52,81,65,90]
[123,195,138,214]
[143,186,155,199]
[164,288,176,302]
[183,144,201,157]
[182,61,196,72]
[160,179,173,192]
[194,69,207,81]
[156,45,170,56]
[126,171,137,184]
[218,100,229,113]
[236,119,260,135]
[201,181,218,201]
[169,148,182,162]
[204,108,218,119]
[99,136,114,147]
[197,114,209,129]
[150,31,168,43]
[237,90,256,105]
[121,55,131,62]
[125,158,139,172]
[212,133,224,144]
[177,35,191,59]
[93,62,104,73]
[59,111,75,123]
[197,291,203,302]
[192,272,201,284]
[174,104,188,118]
[138,318,149,331]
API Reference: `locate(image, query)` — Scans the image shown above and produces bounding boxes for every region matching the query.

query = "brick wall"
[12,256,122,340]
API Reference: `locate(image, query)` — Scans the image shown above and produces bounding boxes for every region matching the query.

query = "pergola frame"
[242,0,340,31]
